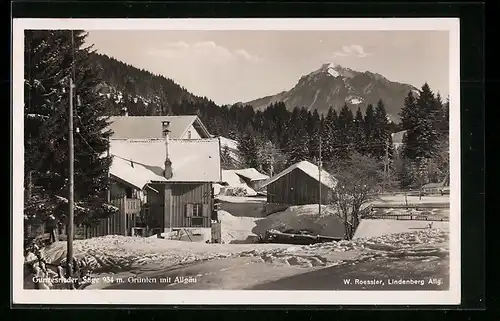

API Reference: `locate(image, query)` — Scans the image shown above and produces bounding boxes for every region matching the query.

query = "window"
[185,203,204,227]
[185,203,202,217]
[125,186,133,198]
[187,131,192,139]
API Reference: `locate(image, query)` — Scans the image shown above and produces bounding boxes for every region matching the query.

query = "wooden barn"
[261,160,337,205]
[108,120,222,239]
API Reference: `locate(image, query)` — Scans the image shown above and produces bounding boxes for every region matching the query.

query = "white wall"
[180,124,202,139]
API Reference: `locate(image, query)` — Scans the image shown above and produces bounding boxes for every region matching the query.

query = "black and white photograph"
[12,18,460,305]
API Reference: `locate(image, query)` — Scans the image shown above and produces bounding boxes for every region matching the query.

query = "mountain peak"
[317,62,342,78]
[320,62,340,70]
[245,63,418,122]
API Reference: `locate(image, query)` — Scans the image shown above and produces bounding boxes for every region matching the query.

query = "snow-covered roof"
[219,170,257,195]
[221,170,243,186]
[109,138,221,187]
[110,156,167,189]
[108,115,211,139]
[234,168,269,181]
[261,160,337,189]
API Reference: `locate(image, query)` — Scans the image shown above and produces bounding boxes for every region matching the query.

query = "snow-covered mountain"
[244,63,419,122]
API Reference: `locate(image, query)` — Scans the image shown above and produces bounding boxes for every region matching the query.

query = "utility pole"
[318,139,322,216]
[67,30,75,288]
[384,137,389,187]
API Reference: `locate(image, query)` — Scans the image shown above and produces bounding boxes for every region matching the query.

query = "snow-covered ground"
[37,235,291,276]
[26,199,451,290]
[39,229,447,272]
[28,220,448,290]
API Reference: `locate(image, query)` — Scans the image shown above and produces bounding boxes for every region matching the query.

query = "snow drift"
[218,210,260,244]
[38,235,290,275]
[253,205,345,239]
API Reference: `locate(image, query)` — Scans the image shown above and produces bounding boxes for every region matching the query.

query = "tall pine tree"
[237,125,260,169]
[336,104,355,159]
[363,103,376,143]
[25,30,114,225]
[321,107,338,164]
[370,99,392,160]
[400,83,440,160]
[353,106,366,155]
[308,109,321,161]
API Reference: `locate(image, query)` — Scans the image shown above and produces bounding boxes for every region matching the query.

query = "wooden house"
[261,160,337,205]
[108,120,222,240]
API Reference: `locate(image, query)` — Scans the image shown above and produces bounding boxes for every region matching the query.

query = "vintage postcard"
[12,18,460,305]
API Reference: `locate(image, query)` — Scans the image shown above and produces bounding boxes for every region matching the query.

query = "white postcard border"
[12,18,461,306]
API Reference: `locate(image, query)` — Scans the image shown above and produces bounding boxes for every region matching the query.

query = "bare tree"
[326,153,384,240]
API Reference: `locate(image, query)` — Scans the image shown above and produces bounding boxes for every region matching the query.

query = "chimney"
[162,121,173,179]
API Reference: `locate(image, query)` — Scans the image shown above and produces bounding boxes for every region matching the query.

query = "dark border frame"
[10,1,485,312]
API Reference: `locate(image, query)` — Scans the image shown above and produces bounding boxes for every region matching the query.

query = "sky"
[86,30,450,105]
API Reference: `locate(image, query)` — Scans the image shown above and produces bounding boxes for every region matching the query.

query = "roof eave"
[193,116,212,138]
[110,174,146,191]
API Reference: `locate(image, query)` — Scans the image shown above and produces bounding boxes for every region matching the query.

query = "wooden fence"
[81,196,142,239]
[364,204,450,222]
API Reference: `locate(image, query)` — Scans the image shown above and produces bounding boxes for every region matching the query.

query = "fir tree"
[308,110,321,161]
[363,103,376,142]
[321,107,338,163]
[370,99,391,160]
[237,126,259,169]
[400,83,440,160]
[336,104,355,159]
[287,127,310,166]
[353,106,365,155]
[220,145,236,170]
[25,30,114,225]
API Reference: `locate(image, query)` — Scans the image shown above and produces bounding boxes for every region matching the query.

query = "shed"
[261,160,337,205]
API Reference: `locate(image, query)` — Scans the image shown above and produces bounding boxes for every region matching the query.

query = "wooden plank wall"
[171,183,213,228]
[267,169,332,205]
[82,196,140,238]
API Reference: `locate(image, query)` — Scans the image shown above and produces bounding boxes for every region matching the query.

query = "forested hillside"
[89,51,448,187]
